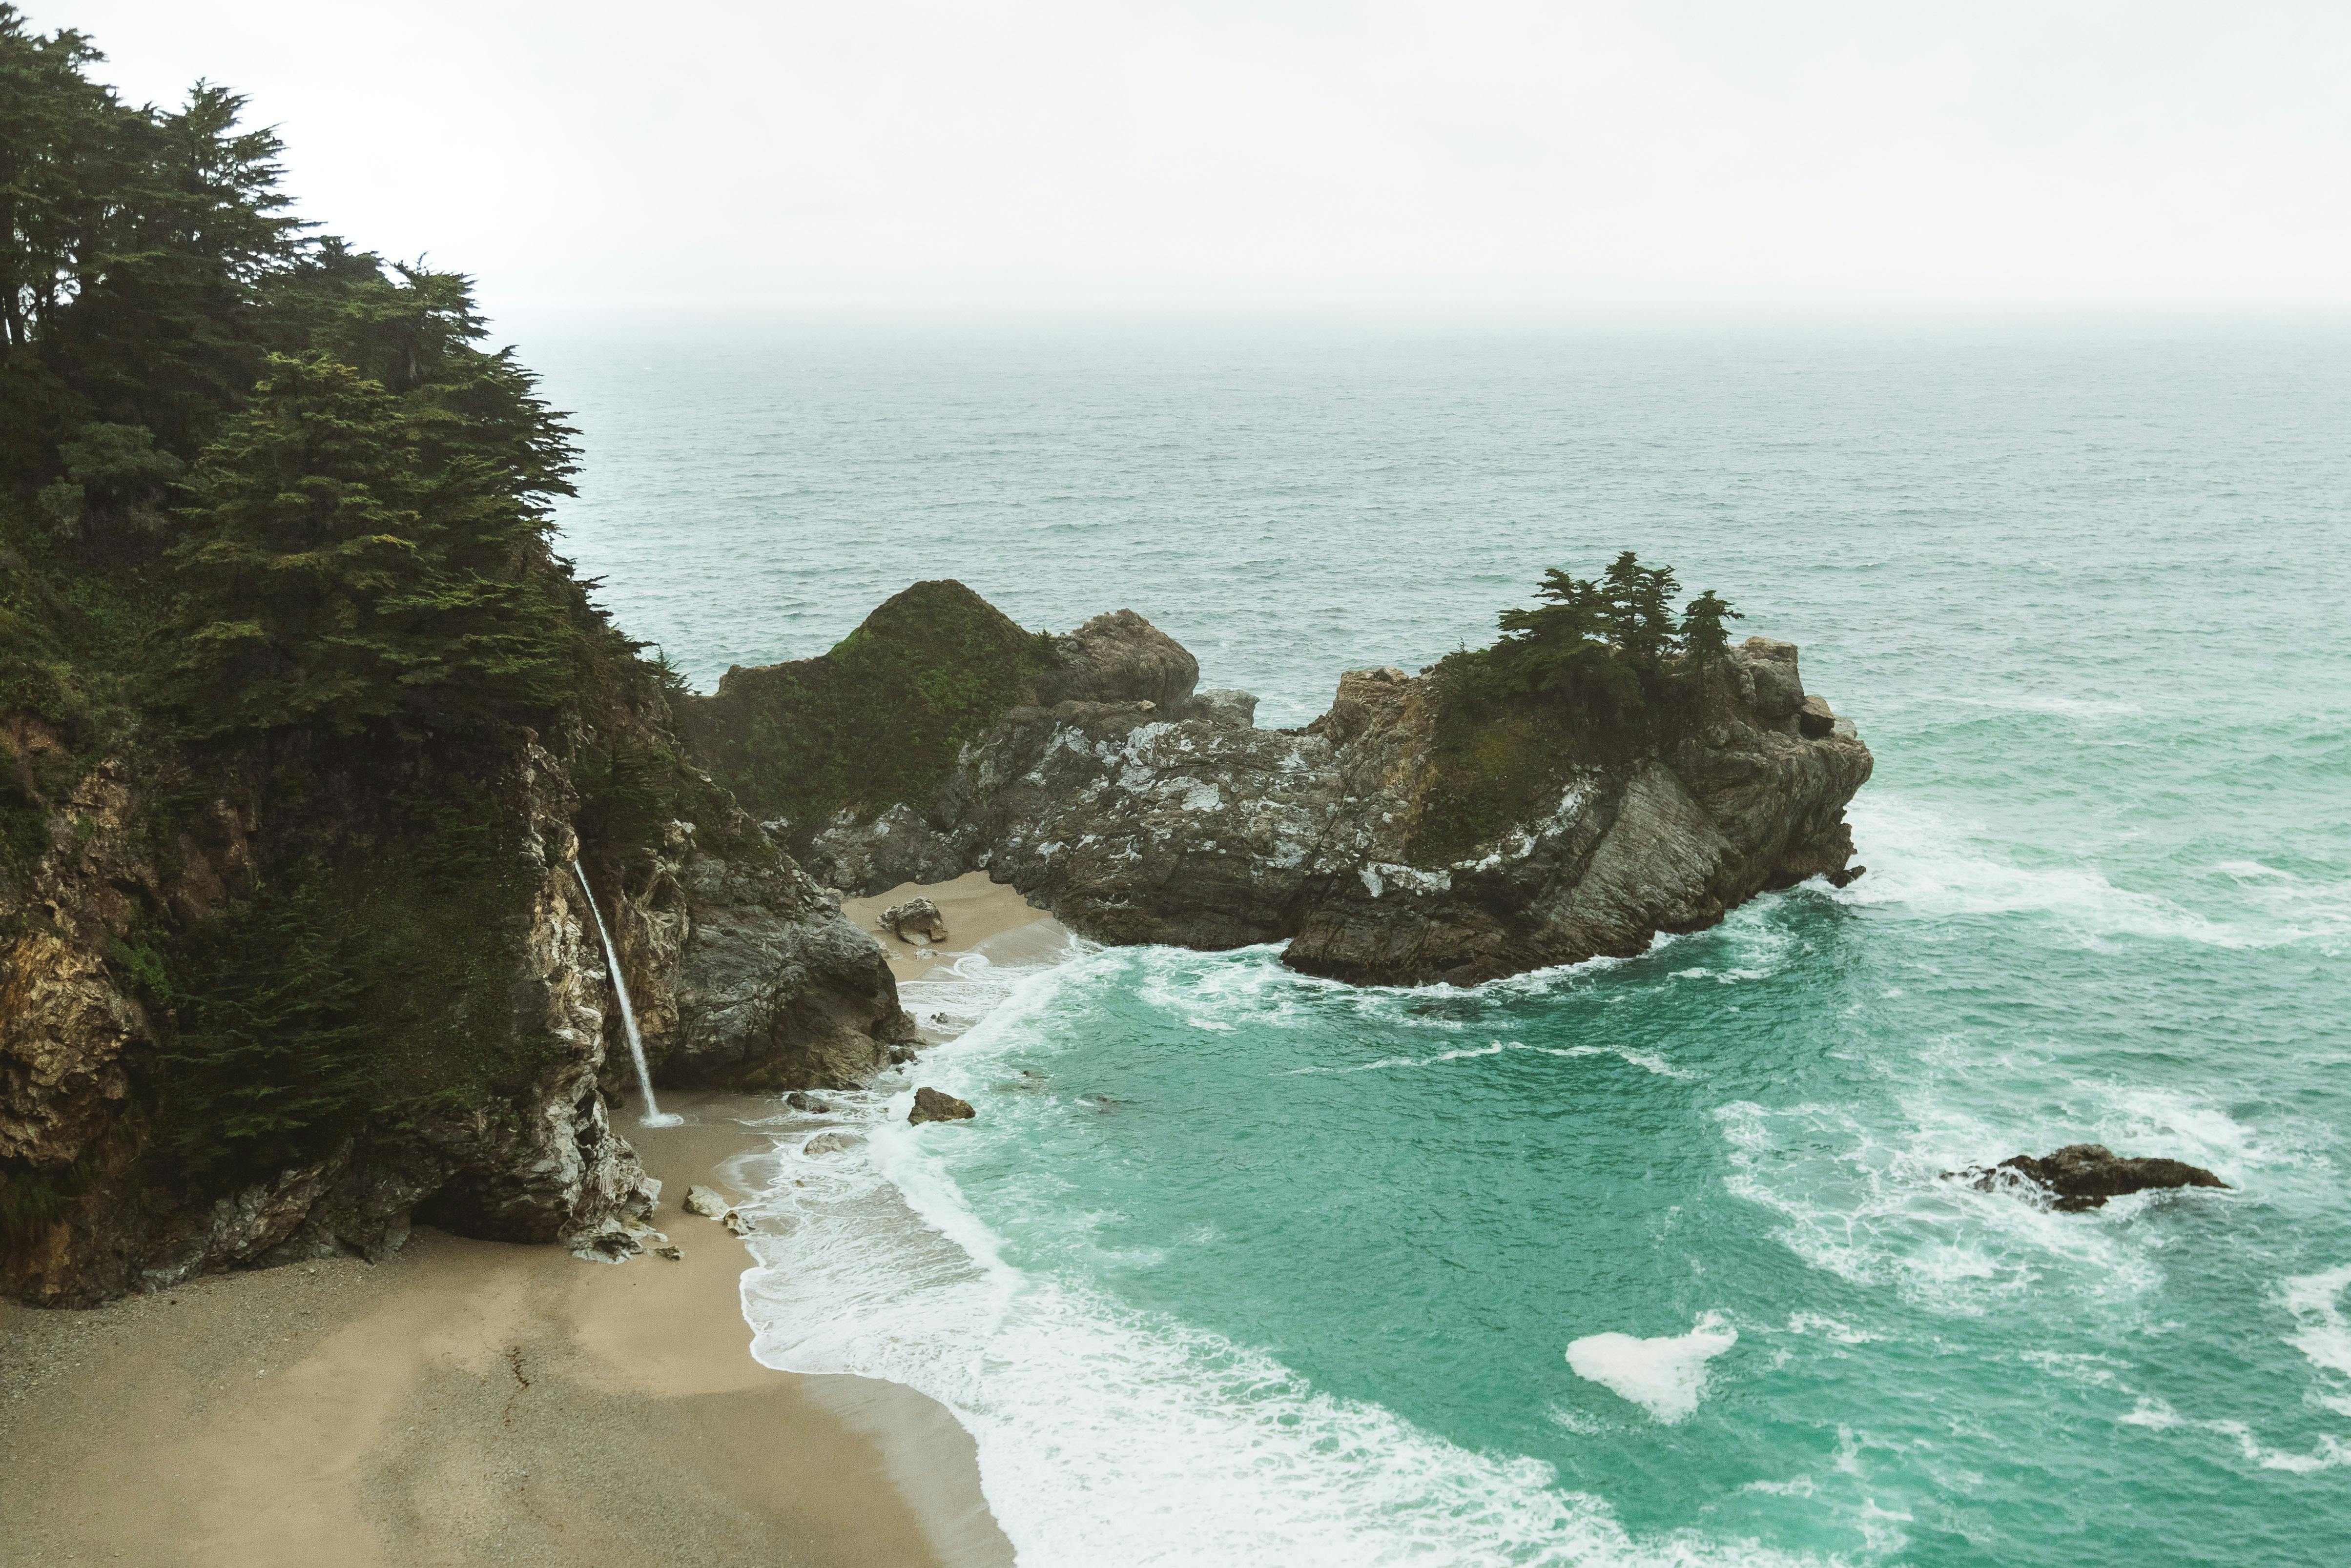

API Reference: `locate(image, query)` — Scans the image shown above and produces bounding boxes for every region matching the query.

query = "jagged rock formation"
[879,897,948,944]
[933,633,1868,984]
[1948,1144,2230,1212]
[598,814,915,1094]
[694,584,1871,987]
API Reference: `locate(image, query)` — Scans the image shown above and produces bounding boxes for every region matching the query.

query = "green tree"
[167,350,575,740]
[1679,589,1743,672]
[1600,550,1681,675]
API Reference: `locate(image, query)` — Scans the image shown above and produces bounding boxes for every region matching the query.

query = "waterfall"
[574,861,681,1128]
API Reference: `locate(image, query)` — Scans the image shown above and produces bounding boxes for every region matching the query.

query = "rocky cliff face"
[711,594,1870,988]
[602,815,915,1093]
[0,726,909,1307]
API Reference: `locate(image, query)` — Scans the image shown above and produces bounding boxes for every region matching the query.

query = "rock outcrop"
[1948,1144,2229,1211]
[933,634,1869,985]
[686,587,1872,987]
[605,815,914,1094]
[909,1086,975,1125]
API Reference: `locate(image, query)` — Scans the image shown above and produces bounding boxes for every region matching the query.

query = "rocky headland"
[684,579,1873,988]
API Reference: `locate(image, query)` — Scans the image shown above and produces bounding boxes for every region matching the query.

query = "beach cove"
[0,878,1062,1567]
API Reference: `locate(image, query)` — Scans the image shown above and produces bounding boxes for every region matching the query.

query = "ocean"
[518,314,2351,1566]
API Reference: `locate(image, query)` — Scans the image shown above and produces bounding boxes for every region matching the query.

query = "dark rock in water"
[908,1086,976,1125]
[784,1091,833,1113]
[1948,1144,2229,1211]
[879,896,949,944]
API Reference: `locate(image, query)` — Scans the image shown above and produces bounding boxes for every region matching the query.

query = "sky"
[36,0,2351,314]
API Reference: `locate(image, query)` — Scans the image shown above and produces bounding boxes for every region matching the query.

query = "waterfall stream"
[573,862,681,1128]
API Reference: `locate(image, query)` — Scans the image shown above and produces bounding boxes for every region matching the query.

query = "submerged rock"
[908,1086,976,1125]
[879,896,949,944]
[784,1090,834,1113]
[1948,1144,2229,1211]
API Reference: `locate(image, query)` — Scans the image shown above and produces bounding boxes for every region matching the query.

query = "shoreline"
[0,879,1058,1561]
[0,872,1067,1567]
[0,1095,1013,1566]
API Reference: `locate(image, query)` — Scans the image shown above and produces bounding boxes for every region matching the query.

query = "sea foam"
[1566,1314,1739,1424]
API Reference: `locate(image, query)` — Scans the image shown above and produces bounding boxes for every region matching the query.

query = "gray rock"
[879,896,949,944]
[931,635,1870,987]
[803,802,963,896]
[784,1091,833,1113]
[1797,693,1836,739]
[723,1209,754,1236]
[651,840,917,1092]
[681,1184,728,1217]
[655,1244,683,1261]
[802,1130,861,1155]
[909,1086,976,1125]
[1738,637,1806,721]
[1179,689,1259,728]
[1033,609,1199,713]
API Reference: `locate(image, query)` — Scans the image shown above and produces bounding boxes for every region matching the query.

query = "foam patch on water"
[1830,795,2258,947]
[2280,1265,2351,1414]
[2120,1397,2351,1473]
[1566,1314,1738,1424]
[1283,1039,1695,1080]
[1713,1098,2174,1314]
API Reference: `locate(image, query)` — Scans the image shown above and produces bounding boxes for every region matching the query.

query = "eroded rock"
[908,1086,975,1125]
[879,896,949,944]
[682,1184,728,1217]
[932,629,1870,986]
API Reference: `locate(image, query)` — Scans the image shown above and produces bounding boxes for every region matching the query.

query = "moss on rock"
[678,579,1054,832]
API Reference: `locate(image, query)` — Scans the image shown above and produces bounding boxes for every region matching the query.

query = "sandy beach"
[0,874,1057,1566]
[844,869,1064,986]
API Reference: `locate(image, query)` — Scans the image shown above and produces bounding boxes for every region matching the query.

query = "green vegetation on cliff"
[1407,554,1741,867]
[0,7,679,1223]
[679,579,1053,832]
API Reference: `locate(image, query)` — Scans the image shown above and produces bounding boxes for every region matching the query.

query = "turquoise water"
[523,316,2351,1565]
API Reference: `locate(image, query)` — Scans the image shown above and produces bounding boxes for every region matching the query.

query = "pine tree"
[1680,589,1743,672]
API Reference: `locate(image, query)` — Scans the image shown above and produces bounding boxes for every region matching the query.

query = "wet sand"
[0,1095,1014,1567]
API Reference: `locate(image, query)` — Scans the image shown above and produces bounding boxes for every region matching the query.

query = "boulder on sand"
[908,1086,975,1125]
[1947,1143,2228,1211]
[681,1185,728,1218]
[880,897,949,944]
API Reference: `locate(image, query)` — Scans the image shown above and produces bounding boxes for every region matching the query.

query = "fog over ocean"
[529,316,2351,1566]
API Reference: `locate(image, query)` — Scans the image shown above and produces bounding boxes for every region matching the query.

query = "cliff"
[0,700,910,1307]
[689,585,1870,987]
